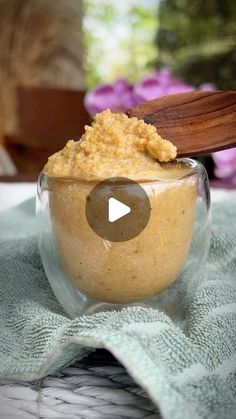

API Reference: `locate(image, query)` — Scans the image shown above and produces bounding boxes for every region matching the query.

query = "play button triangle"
[108,197,131,223]
[85,176,151,242]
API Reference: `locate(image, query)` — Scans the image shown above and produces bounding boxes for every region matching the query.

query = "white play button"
[108,197,131,223]
[85,177,151,242]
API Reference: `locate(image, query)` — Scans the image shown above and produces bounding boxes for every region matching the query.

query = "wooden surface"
[15,86,90,149]
[128,91,236,156]
[3,86,90,181]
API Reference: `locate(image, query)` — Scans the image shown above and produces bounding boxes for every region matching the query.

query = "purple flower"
[212,148,236,186]
[84,68,217,116]
[84,78,135,115]
[133,68,194,103]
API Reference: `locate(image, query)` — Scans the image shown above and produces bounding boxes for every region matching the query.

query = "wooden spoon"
[127,91,236,157]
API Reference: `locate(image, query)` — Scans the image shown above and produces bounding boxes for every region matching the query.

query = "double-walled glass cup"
[37,159,211,318]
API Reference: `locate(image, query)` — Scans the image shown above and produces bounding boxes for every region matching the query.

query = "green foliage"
[83,0,158,88]
[83,1,118,88]
[156,0,236,88]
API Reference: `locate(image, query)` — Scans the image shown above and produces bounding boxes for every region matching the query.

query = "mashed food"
[45,110,197,303]
[45,109,177,180]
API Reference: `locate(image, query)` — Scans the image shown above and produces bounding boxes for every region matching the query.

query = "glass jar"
[37,158,211,318]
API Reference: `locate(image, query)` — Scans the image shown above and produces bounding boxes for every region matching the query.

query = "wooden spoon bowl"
[127,91,236,157]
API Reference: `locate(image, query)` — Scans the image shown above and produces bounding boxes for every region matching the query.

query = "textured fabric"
[0,198,236,419]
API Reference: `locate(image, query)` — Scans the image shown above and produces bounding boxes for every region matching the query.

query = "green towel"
[0,198,236,419]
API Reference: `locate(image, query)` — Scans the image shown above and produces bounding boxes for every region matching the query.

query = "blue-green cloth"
[0,198,236,419]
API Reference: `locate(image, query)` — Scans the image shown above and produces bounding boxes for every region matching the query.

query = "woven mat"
[0,350,159,419]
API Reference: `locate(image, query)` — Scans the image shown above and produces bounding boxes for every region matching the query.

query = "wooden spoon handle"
[128,91,236,156]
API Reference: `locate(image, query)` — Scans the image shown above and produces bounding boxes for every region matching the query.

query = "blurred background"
[0,0,235,186]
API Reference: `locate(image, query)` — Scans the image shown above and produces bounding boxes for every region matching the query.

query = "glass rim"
[40,158,201,186]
